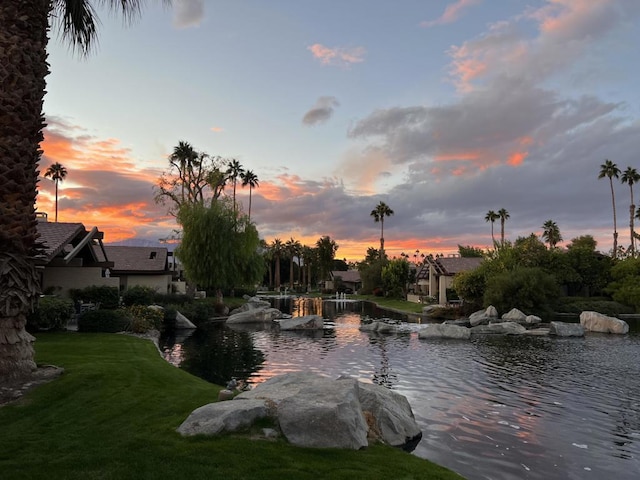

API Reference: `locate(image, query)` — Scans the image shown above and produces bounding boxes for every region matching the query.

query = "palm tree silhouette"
[240,169,259,222]
[226,159,245,217]
[170,141,197,205]
[484,210,499,246]
[498,208,510,246]
[599,160,621,258]
[541,219,562,249]
[44,162,67,222]
[370,201,394,255]
[621,166,640,257]
[271,238,283,289]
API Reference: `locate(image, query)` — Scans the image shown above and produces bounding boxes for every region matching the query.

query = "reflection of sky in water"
[162,300,640,480]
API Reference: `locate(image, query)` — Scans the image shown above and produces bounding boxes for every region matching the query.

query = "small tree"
[381,258,410,298]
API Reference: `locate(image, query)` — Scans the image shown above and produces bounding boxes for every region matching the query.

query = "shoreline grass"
[0,332,463,480]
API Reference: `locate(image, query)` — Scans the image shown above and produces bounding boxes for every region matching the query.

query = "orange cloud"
[507,151,528,166]
[421,0,481,28]
[210,126,224,133]
[308,43,366,67]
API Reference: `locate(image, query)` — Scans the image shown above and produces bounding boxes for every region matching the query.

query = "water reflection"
[160,299,640,480]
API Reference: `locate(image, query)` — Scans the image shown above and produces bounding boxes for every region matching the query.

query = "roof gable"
[104,246,169,273]
[36,222,86,262]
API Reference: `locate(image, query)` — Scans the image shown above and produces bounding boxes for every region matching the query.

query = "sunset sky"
[38,0,640,261]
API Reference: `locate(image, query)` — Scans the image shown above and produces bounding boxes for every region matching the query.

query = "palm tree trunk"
[248,186,252,222]
[491,222,495,245]
[54,179,59,222]
[630,187,635,257]
[610,178,618,258]
[0,0,48,379]
[380,219,385,253]
[501,220,505,246]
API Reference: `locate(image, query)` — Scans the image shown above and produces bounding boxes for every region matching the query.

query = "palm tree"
[498,208,510,246]
[542,220,563,249]
[226,159,245,216]
[285,238,301,288]
[370,201,394,255]
[484,210,499,245]
[599,160,621,258]
[271,238,283,289]
[621,166,640,257]
[240,169,259,223]
[44,162,68,222]
[316,236,338,283]
[170,141,197,205]
[0,1,161,379]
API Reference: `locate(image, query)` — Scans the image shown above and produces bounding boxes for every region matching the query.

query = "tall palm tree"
[599,160,621,258]
[316,236,338,283]
[240,169,259,223]
[225,159,244,216]
[621,166,640,257]
[285,237,301,289]
[0,1,162,380]
[170,141,197,205]
[44,162,67,222]
[541,219,563,249]
[484,210,499,246]
[498,208,510,246]
[271,238,283,289]
[370,201,394,255]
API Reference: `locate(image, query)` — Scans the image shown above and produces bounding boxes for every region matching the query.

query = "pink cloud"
[421,0,481,27]
[307,43,366,67]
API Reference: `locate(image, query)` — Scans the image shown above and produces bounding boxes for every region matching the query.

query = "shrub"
[122,285,157,306]
[68,285,120,309]
[78,309,131,333]
[152,292,192,306]
[124,305,164,333]
[373,287,384,297]
[28,296,74,331]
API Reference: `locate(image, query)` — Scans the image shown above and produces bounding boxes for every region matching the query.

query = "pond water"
[160,298,640,480]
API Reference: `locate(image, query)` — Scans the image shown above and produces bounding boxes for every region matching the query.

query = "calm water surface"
[160,298,640,480]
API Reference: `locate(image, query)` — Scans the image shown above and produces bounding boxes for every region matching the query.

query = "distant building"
[415,255,483,305]
[36,221,118,296]
[329,270,362,293]
[103,246,174,294]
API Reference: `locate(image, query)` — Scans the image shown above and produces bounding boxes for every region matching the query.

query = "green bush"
[124,305,164,333]
[68,285,120,309]
[78,309,131,333]
[122,285,157,306]
[555,297,634,315]
[484,266,560,317]
[152,292,192,306]
[28,296,74,331]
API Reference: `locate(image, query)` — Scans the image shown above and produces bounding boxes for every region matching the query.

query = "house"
[36,220,118,296]
[415,255,483,305]
[103,246,174,294]
[329,270,361,293]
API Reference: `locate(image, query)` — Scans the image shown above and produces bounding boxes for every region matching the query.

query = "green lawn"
[352,295,426,314]
[0,333,463,480]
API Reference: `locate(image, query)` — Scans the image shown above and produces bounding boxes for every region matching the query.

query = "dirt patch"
[0,365,64,407]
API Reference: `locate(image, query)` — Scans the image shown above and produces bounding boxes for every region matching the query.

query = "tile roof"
[417,256,483,278]
[104,246,168,273]
[331,270,361,283]
[36,222,85,262]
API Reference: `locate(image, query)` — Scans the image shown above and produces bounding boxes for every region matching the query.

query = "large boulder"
[469,306,499,326]
[175,311,197,329]
[502,308,527,322]
[549,321,585,337]
[229,296,271,314]
[418,324,471,340]
[357,382,422,449]
[177,399,269,436]
[178,372,422,451]
[360,321,399,334]
[470,322,527,335]
[226,307,282,324]
[276,315,324,331]
[580,311,629,334]
[276,377,368,449]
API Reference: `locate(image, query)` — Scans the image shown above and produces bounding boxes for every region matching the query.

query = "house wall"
[117,274,172,293]
[42,266,120,297]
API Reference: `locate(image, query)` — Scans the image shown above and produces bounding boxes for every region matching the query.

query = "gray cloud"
[172,0,204,29]
[302,96,340,126]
